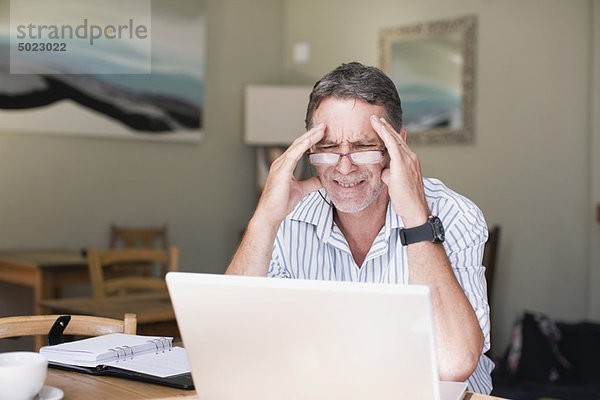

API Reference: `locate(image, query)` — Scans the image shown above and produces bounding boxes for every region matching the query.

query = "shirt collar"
[288,190,334,242]
[289,189,404,242]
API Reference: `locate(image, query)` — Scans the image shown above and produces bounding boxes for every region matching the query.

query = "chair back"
[483,225,501,302]
[109,224,169,249]
[0,314,136,350]
[87,246,179,300]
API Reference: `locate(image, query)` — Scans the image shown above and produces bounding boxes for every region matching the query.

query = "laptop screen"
[167,272,464,400]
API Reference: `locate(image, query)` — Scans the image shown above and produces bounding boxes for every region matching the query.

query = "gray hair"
[305,62,403,131]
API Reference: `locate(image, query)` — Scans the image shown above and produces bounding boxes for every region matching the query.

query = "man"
[226,62,494,394]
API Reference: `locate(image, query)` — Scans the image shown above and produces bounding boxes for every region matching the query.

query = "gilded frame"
[379,15,477,144]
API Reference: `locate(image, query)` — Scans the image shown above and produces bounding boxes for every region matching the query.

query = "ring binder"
[162,337,172,351]
[148,339,160,354]
[108,348,121,361]
[122,345,133,360]
[147,337,172,353]
[109,345,136,361]
[40,333,194,389]
[116,346,130,361]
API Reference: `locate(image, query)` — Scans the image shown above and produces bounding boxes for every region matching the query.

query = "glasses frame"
[307,148,388,166]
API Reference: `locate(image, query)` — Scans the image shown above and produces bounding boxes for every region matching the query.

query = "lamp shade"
[244,84,312,145]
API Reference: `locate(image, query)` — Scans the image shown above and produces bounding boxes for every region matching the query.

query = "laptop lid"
[166,272,465,400]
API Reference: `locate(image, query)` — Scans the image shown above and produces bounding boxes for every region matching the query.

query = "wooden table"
[46,367,195,399]
[39,292,179,338]
[46,367,510,399]
[0,249,88,315]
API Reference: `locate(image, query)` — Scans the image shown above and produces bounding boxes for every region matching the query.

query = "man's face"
[311,97,388,214]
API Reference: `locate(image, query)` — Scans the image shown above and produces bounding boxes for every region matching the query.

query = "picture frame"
[379,15,477,144]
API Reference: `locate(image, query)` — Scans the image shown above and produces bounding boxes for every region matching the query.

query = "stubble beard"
[323,171,386,214]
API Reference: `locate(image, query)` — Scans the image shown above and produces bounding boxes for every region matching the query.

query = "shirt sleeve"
[437,200,491,352]
[267,230,291,279]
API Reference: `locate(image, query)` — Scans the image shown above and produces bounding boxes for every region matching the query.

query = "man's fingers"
[379,116,406,142]
[370,115,415,162]
[269,123,325,178]
[286,123,326,161]
[370,115,400,154]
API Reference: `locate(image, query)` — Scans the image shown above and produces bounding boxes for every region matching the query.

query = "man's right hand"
[226,123,325,276]
[253,123,326,227]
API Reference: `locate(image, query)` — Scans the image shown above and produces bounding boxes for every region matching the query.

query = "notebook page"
[40,333,173,367]
[102,346,191,377]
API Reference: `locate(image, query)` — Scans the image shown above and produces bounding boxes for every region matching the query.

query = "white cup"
[0,352,48,400]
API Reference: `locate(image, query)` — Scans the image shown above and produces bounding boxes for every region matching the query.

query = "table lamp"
[244,84,312,145]
[243,84,313,194]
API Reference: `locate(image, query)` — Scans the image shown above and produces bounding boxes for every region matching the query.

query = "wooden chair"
[87,246,179,300]
[109,224,169,249]
[0,314,137,351]
[483,225,501,302]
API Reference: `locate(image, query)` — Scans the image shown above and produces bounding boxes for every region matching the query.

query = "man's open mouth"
[335,180,364,188]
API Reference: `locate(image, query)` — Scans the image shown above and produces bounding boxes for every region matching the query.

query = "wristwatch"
[399,215,445,245]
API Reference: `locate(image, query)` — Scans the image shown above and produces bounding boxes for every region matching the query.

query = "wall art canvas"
[0,0,205,143]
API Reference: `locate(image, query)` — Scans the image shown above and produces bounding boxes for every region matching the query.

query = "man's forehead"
[311,96,386,145]
[318,130,382,145]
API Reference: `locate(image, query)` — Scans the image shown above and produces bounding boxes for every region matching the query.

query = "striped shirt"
[268,177,494,394]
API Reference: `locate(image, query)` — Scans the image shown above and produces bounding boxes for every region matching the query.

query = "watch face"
[430,216,445,243]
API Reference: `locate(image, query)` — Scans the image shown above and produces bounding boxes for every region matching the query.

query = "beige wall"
[281,0,597,355]
[590,0,600,320]
[1,0,598,360]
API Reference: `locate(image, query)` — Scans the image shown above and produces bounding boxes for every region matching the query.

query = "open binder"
[40,333,194,389]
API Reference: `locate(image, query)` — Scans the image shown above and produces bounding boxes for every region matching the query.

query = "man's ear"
[399,128,407,141]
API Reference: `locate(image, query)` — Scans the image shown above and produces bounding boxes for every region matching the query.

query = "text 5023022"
[17,42,67,52]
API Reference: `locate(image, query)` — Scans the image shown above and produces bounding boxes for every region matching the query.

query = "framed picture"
[379,15,477,144]
[0,0,205,144]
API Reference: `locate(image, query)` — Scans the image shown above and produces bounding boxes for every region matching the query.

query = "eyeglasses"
[307,149,387,166]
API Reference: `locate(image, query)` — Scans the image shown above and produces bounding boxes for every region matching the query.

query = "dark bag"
[502,311,572,382]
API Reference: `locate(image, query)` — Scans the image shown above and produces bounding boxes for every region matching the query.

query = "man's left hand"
[370,115,430,227]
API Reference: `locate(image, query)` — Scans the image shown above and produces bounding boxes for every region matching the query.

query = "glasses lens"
[308,153,340,166]
[309,150,384,166]
[349,150,384,165]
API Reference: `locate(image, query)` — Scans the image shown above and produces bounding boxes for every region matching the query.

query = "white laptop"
[166,272,467,400]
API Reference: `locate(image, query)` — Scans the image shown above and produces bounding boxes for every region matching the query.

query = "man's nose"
[335,154,357,174]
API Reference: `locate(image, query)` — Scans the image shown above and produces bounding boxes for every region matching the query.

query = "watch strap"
[399,222,435,246]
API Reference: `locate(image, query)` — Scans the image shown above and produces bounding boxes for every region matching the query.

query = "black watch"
[399,215,445,246]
